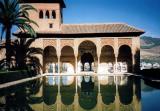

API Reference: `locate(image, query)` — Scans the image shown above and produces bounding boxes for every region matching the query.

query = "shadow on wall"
[134,49,140,73]
[118,45,132,72]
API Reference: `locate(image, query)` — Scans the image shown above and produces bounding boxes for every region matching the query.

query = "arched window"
[45,10,50,19]
[52,10,56,19]
[39,10,43,19]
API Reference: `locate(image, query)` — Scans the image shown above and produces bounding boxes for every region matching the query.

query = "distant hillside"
[140,36,160,63]
[141,36,160,49]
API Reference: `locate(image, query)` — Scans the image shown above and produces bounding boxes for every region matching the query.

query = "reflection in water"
[0,78,43,111]
[0,75,142,111]
[42,75,141,111]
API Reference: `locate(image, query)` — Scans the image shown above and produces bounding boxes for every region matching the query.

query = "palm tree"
[13,38,43,74]
[0,0,38,69]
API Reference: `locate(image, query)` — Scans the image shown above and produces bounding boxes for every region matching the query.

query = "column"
[132,52,135,72]
[115,54,118,73]
[57,56,61,96]
[97,39,101,111]
[49,10,52,19]
[57,39,61,74]
[75,55,78,74]
[58,56,60,74]
[114,38,118,74]
[114,54,118,83]
[74,40,78,93]
[96,38,101,74]
[75,56,78,93]
[57,56,61,111]
[74,39,78,74]
[43,10,45,19]
[97,55,100,74]
[132,37,138,73]
[75,56,78,96]
[56,39,61,111]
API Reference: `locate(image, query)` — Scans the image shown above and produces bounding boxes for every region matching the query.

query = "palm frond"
[25,38,35,48]
[27,47,43,56]
[20,4,37,12]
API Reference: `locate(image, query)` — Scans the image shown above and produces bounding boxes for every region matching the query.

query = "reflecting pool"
[0,75,160,111]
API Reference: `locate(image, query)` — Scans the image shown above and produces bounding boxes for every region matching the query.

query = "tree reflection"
[0,79,43,111]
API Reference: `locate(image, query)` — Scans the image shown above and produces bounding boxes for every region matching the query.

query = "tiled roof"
[60,23,144,34]
[14,23,145,38]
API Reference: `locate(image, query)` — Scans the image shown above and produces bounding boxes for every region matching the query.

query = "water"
[0,75,160,111]
[141,79,160,111]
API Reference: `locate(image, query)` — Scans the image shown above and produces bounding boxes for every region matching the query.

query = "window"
[39,10,43,19]
[52,10,56,19]
[49,23,53,28]
[45,10,49,19]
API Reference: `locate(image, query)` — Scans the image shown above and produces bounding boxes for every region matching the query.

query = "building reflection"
[39,75,141,111]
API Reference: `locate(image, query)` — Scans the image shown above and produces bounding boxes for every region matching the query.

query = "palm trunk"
[6,26,11,69]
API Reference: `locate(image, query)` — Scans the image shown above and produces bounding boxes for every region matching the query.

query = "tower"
[19,0,66,32]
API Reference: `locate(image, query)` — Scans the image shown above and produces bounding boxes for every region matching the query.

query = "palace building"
[18,0,144,74]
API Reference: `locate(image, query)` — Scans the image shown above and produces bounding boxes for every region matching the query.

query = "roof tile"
[60,23,144,34]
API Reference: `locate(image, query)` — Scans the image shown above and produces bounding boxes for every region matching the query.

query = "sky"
[63,0,160,38]
[0,0,160,38]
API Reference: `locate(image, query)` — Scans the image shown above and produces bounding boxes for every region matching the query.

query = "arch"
[61,46,75,73]
[39,10,43,19]
[45,10,50,19]
[118,44,132,49]
[81,53,94,71]
[43,46,57,62]
[61,46,74,56]
[78,40,97,51]
[60,46,75,62]
[100,45,115,63]
[118,45,132,72]
[43,46,57,73]
[98,45,115,74]
[78,40,97,72]
[81,53,94,63]
[52,10,56,19]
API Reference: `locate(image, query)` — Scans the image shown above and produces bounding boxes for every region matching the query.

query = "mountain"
[140,36,160,63]
[141,36,160,49]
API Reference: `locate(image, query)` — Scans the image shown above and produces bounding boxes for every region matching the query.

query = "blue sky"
[63,0,160,38]
[0,0,160,38]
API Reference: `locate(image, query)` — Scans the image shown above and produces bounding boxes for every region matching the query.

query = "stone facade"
[18,0,144,74]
